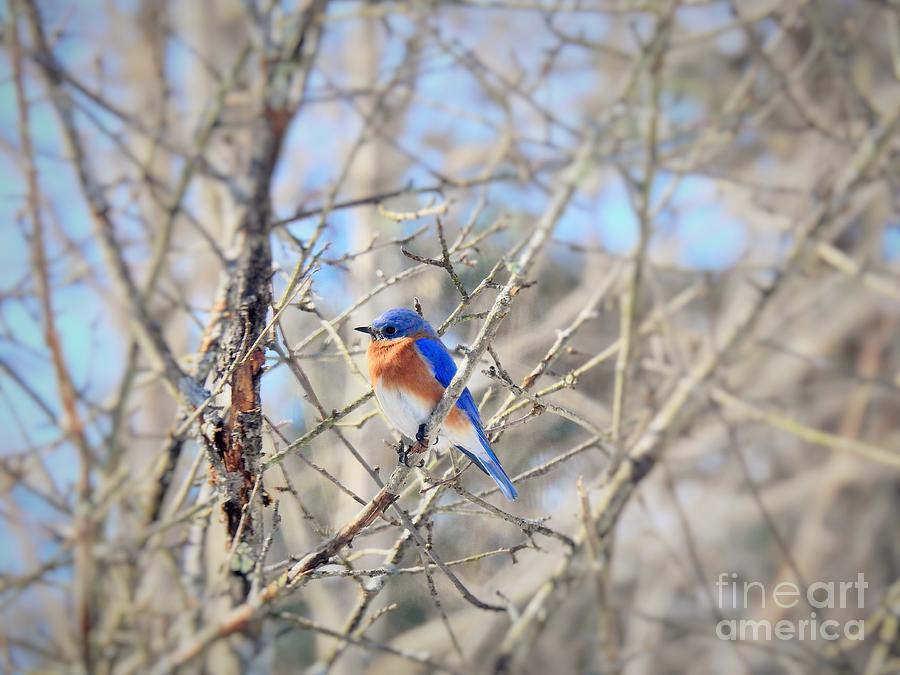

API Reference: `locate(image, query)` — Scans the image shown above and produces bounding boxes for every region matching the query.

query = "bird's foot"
[397,441,427,468]
[397,441,412,467]
[414,423,430,452]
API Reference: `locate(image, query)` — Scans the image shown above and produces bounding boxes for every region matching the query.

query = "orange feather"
[367,336,468,428]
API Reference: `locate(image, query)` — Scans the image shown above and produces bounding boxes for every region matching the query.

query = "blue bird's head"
[355,308,435,341]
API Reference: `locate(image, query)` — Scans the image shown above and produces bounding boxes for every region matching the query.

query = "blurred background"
[1,0,899,673]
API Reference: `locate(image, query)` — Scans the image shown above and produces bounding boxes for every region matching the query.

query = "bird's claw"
[415,423,430,450]
[399,426,435,467]
[397,442,412,467]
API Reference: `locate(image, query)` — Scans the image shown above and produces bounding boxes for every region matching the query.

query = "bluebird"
[355,308,518,500]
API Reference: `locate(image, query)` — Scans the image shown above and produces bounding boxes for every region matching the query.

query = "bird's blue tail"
[457,445,518,501]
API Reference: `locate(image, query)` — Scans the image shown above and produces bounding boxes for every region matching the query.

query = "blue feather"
[414,337,518,500]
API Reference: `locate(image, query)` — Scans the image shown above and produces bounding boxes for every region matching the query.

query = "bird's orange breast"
[367,336,442,401]
[366,335,469,428]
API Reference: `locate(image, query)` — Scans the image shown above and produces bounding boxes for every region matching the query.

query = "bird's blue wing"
[414,337,518,500]
[413,337,457,388]
[413,337,482,425]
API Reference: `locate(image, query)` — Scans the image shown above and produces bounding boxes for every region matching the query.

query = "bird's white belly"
[375,382,431,438]
[374,382,453,449]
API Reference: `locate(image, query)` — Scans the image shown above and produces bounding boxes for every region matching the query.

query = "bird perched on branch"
[356,308,518,500]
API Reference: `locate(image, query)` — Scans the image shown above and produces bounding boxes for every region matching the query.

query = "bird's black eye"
[384,325,397,336]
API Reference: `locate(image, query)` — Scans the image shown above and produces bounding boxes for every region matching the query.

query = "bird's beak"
[354,326,373,335]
